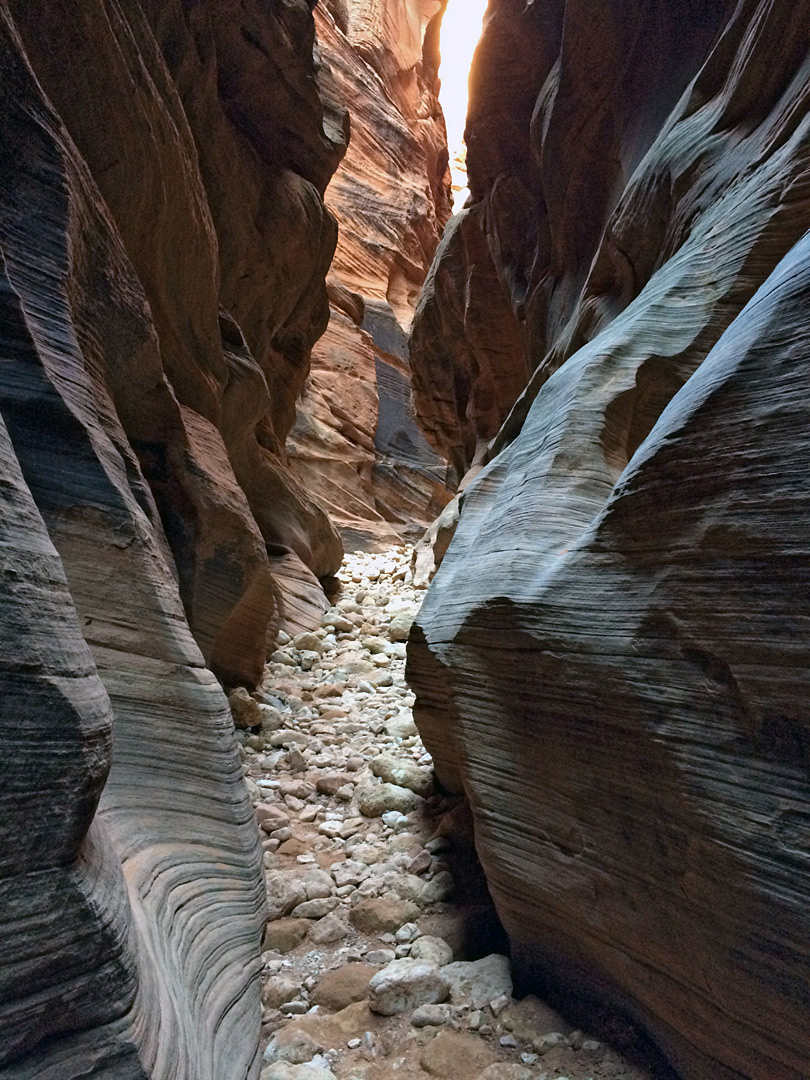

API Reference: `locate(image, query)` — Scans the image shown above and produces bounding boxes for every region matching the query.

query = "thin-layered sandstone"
[408,2,810,1077]
[0,1,345,1075]
[288,0,453,545]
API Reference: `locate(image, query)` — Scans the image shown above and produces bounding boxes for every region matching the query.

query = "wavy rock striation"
[288,0,453,546]
[0,1,346,1076]
[408,2,810,1077]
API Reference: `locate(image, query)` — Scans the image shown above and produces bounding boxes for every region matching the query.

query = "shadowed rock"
[288,1,454,546]
[0,0,347,1074]
[409,2,810,1077]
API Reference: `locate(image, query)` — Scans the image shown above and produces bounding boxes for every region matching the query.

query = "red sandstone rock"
[408,2,810,1078]
[288,1,454,546]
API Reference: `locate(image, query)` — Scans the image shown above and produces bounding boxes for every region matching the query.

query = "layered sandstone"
[288,0,453,545]
[408,2,810,1078]
[0,1,345,1075]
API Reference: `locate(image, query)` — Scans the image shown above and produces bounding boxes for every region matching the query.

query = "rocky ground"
[232,547,658,1080]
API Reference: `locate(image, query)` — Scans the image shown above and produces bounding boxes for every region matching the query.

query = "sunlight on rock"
[438,0,488,210]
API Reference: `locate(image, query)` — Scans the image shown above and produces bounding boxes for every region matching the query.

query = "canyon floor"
[239,547,658,1080]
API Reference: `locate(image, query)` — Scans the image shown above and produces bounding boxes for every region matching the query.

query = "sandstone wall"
[0,2,346,1075]
[408,2,810,1077]
[288,0,453,546]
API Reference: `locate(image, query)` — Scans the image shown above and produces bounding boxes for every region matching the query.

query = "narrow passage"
[238,547,654,1080]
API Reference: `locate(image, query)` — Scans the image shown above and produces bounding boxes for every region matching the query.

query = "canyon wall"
[288,0,454,547]
[0,1,347,1075]
[408,1,810,1078]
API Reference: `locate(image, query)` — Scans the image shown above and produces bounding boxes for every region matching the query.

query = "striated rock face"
[288,0,453,545]
[409,2,810,1078]
[0,1,346,1076]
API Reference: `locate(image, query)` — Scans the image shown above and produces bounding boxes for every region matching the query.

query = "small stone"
[317,773,353,796]
[347,1038,361,1049]
[294,632,324,654]
[229,687,264,728]
[313,683,344,698]
[349,896,420,934]
[269,729,311,749]
[365,948,396,965]
[441,955,513,1008]
[489,994,510,1016]
[367,670,393,688]
[477,1066,533,1080]
[408,849,433,875]
[420,870,455,903]
[280,779,315,800]
[370,753,434,797]
[257,803,291,833]
[499,1034,518,1048]
[311,964,378,1011]
[411,1003,455,1028]
[387,611,415,642]
[291,897,339,919]
[383,712,417,738]
[263,918,312,954]
[500,996,573,1045]
[301,868,335,900]
[533,1032,569,1055]
[357,782,422,818]
[281,1000,309,1015]
[361,636,388,654]
[289,748,308,772]
[263,1028,323,1065]
[420,1030,498,1077]
[262,975,302,1009]
[258,704,284,732]
[410,936,453,967]
[367,960,450,1016]
[266,871,307,920]
[332,860,369,888]
[261,1065,337,1080]
[307,913,350,945]
[395,922,420,943]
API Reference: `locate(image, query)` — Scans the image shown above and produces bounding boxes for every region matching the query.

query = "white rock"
[261,1064,337,1080]
[367,959,450,1016]
[441,954,513,1008]
[410,936,453,967]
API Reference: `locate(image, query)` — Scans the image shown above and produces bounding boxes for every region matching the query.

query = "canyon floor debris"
[234,547,655,1080]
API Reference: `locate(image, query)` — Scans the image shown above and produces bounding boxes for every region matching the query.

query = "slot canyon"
[0,1,808,1079]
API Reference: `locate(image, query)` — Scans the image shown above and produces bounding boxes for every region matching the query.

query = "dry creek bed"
[232,546,658,1080]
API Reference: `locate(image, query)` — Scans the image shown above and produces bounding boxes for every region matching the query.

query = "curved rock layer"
[0,1,346,1075]
[288,0,453,546]
[408,2,810,1077]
